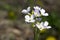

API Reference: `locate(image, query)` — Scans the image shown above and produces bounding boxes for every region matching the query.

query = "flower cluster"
[22,6,51,30]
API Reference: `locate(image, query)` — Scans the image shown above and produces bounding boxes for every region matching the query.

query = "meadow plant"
[22,6,51,40]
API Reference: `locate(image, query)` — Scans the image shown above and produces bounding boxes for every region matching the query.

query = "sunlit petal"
[44,21,49,26]
[27,6,30,12]
[34,6,41,10]
[25,15,30,19]
[40,9,45,14]
[22,9,28,14]
[46,26,51,29]
[42,13,48,16]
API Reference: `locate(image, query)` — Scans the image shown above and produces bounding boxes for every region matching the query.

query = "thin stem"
[34,27,39,40]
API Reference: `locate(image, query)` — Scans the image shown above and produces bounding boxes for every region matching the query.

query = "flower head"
[36,21,51,30]
[21,6,51,30]
[33,6,41,17]
[33,10,41,17]
[25,15,35,23]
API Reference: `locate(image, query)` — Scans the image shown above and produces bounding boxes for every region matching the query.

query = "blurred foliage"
[8,11,17,20]
[46,36,56,40]
[50,11,60,31]
[35,0,44,7]
[3,4,11,11]
[27,0,34,6]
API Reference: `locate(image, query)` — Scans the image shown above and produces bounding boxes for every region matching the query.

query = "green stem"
[34,27,39,40]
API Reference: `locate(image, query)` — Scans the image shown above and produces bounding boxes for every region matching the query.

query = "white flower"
[22,7,30,14]
[33,6,41,17]
[36,21,51,30]
[34,6,41,10]
[33,10,41,17]
[25,15,35,23]
[40,9,48,16]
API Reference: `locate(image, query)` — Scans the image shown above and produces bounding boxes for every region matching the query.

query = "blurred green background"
[0,0,60,40]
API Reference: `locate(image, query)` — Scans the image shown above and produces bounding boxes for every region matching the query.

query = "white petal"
[40,22,44,25]
[36,22,43,29]
[34,6,35,9]
[27,6,30,12]
[22,9,28,14]
[44,21,49,26]
[25,15,30,19]
[25,19,29,22]
[34,6,41,10]
[46,26,51,29]
[40,9,45,14]
[39,24,45,30]
[42,13,48,16]
[36,23,40,28]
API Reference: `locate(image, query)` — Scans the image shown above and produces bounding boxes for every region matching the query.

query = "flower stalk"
[34,27,38,40]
